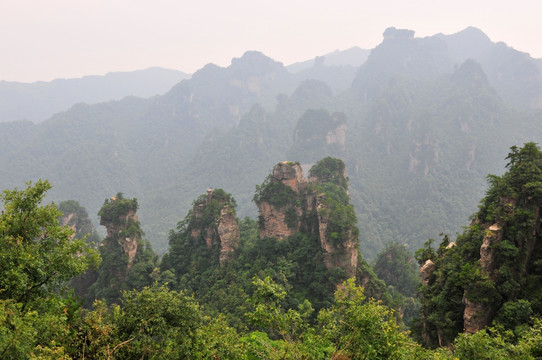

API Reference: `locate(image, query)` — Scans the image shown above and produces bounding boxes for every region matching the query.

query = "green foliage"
[191,188,236,230]
[0,180,100,358]
[253,176,298,208]
[98,193,138,226]
[113,284,202,359]
[87,193,157,305]
[373,242,420,325]
[57,200,101,246]
[309,156,348,189]
[284,207,298,228]
[3,179,542,359]
[315,182,359,246]
[493,300,533,333]
[318,278,425,360]
[450,324,542,360]
[414,143,542,347]
[0,180,100,309]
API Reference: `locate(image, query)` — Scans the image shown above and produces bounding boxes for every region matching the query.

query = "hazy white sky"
[1,0,541,82]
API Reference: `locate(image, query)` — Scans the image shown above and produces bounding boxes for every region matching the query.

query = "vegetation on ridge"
[2,145,542,357]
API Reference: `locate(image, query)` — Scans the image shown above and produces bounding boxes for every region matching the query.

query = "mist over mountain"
[0,67,189,123]
[287,46,370,72]
[1,27,542,256]
[286,47,370,94]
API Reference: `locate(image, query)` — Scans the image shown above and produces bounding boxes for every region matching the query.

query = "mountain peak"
[451,58,490,88]
[383,27,415,41]
[229,51,285,78]
[455,26,491,42]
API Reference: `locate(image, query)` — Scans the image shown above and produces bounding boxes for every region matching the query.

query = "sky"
[1,0,541,83]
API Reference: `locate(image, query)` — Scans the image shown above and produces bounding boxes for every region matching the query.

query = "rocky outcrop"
[189,189,240,264]
[314,193,358,276]
[256,158,359,277]
[258,201,302,240]
[272,161,308,192]
[217,206,240,264]
[480,224,502,275]
[99,195,141,269]
[420,259,436,285]
[463,294,495,334]
[462,223,504,334]
[257,162,306,240]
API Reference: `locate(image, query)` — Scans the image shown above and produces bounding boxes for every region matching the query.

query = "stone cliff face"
[314,195,358,276]
[189,189,240,264]
[420,259,436,285]
[98,193,142,277]
[256,159,359,277]
[100,199,140,269]
[460,223,502,333]
[257,162,306,240]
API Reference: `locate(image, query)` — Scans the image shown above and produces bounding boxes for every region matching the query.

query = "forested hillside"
[415,142,542,348]
[1,27,542,258]
[2,147,542,358]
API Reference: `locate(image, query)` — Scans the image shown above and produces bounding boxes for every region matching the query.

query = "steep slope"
[288,47,370,95]
[440,26,542,109]
[352,27,454,100]
[87,193,157,304]
[2,27,542,258]
[286,46,370,73]
[0,52,301,251]
[344,57,542,256]
[254,159,359,277]
[160,158,389,326]
[415,143,542,347]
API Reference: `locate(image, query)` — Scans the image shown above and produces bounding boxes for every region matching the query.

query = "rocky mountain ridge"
[255,159,359,277]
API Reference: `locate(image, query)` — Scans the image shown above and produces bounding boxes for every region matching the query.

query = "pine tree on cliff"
[160,189,240,287]
[414,142,542,347]
[86,193,157,305]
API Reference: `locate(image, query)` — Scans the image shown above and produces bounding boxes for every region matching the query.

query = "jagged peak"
[229,51,286,78]
[383,27,415,41]
[452,26,491,42]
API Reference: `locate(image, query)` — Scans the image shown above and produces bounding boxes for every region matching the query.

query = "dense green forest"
[2,27,542,259]
[2,147,542,359]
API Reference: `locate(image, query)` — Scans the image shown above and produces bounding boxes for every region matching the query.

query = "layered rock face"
[99,196,141,269]
[189,189,240,264]
[461,223,502,333]
[255,159,359,277]
[257,162,307,240]
[420,259,436,285]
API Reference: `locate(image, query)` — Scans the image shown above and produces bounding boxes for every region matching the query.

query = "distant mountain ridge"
[0,67,189,123]
[1,27,542,256]
[286,46,370,72]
